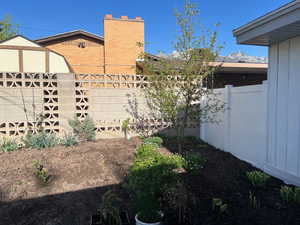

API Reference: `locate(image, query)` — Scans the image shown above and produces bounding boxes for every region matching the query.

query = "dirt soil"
[0,138,140,225]
[162,137,300,225]
[0,136,299,225]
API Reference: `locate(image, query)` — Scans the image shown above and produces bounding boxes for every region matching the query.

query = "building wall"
[0,49,19,72]
[0,48,69,73]
[212,72,267,88]
[43,36,105,74]
[1,36,40,47]
[266,36,300,186]
[104,15,144,74]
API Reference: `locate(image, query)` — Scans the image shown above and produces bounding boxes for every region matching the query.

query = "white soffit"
[233,1,300,46]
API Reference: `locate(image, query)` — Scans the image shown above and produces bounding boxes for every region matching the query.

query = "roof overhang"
[233,1,300,46]
[211,62,268,74]
[35,30,104,44]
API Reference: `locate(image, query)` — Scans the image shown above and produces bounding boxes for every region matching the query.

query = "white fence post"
[224,85,233,152]
[263,80,269,165]
[200,95,207,141]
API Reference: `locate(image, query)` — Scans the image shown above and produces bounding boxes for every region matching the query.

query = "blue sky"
[0,0,292,57]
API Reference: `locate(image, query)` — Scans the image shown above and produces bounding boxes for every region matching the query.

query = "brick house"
[35,15,144,75]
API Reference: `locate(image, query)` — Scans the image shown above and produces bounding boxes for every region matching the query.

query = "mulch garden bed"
[0,136,299,225]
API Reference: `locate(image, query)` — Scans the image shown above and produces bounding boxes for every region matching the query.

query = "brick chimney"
[104,14,144,74]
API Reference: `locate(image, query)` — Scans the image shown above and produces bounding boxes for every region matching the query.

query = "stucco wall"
[49,52,70,73]
[23,50,45,73]
[0,48,70,73]
[0,49,19,72]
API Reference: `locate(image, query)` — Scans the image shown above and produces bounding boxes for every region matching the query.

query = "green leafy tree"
[141,0,225,152]
[0,15,19,41]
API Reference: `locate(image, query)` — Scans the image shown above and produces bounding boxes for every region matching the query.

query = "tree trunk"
[176,126,182,153]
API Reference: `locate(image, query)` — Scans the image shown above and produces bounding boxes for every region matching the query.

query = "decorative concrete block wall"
[0,72,198,139]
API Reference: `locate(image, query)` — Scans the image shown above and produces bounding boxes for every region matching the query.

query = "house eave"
[233,1,300,46]
[35,30,104,44]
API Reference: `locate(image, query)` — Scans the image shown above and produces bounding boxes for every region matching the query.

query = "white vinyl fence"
[200,82,300,185]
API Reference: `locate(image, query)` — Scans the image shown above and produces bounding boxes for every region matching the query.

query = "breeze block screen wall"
[0,72,199,139]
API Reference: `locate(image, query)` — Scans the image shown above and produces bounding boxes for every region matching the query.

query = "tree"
[141,0,225,153]
[0,15,19,41]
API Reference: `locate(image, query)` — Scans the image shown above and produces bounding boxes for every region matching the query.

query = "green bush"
[183,152,206,174]
[69,115,96,141]
[212,198,228,214]
[98,190,122,225]
[32,160,50,184]
[136,143,160,159]
[61,133,78,147]
[0,138,19,152]
[128,144,185,223]
[143,136,163,146]
[23,131,59,149]
[246,171,270,187]
[280,186,300,204]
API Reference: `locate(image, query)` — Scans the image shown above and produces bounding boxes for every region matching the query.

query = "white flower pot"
[135,213,163,225]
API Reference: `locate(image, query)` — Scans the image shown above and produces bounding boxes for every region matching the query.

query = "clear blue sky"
[0,0,292,57]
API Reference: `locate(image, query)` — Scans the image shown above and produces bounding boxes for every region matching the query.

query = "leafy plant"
[23,131,59,149]
[32,160,50,184]
[183,152,206,174]
[141,0,225,153]
[97,190,122,225]
[249,191,260,209]
[0,137,19,152]
[69,115,96,141]
[0,15,19,41]
[128,143,185,223]
[280,186,300,204]
[212,198,227,215]
[121,118,131,140]
[136,143,160,159]
[246,171,270,187]
[61,133,78,147]
[144,136,163,146]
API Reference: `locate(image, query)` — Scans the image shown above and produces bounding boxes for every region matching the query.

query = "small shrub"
[61,133,78,147]
[23,131,59,149]
[246,171,270,187]
[97,190,122,225]
[136,143,160,159]
[280,186,300,204]
[0,137,19,152]
[183,152,206,174]
[164,181,193,225]
[69,115,96,141]
[128,144,185,223]
[32,160,50,184]
[121,118,131,140]
[295,187,300,203]
[143,136,163,146]
[249,191,260,209]
[212,198,227,215]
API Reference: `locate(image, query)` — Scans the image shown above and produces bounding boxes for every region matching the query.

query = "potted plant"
[127,142,184,225]
[135,195,163,225]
